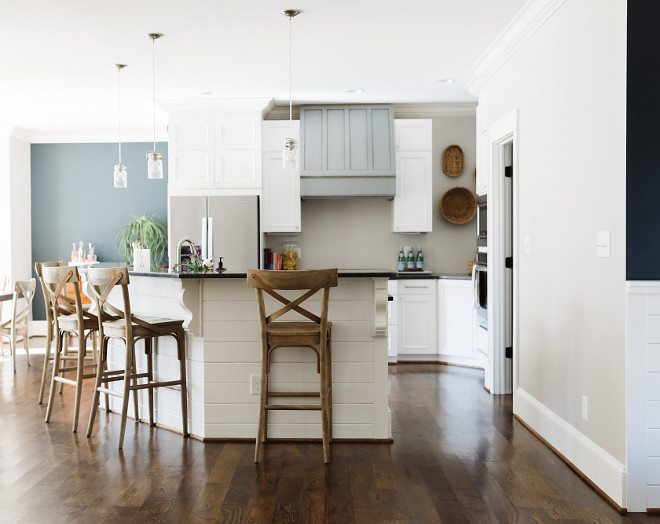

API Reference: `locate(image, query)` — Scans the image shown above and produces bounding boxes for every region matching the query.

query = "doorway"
[487,111,517,395]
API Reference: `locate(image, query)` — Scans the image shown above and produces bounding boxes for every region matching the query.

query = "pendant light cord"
[117,66,122,164]
[152,36,157,151]
[288,14,293,128]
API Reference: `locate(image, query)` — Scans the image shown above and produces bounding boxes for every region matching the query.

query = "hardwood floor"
[1,344,658,523]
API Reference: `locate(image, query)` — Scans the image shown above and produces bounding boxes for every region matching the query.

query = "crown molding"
[0,126,31,141]
[467,0,567,95]
[264,102,476,120]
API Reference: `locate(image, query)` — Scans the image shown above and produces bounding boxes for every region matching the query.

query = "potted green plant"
[115,214,168,268]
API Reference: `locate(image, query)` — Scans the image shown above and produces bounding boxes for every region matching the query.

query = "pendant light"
[113,64,128,188]
[146,33,164,179]
[281,9,301,168]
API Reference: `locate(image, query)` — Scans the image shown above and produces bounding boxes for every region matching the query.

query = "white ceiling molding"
[467,0,568,95]
[159,98,275,116]
[265,102,476,121]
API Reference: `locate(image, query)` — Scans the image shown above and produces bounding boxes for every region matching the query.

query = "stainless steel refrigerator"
[168,195,260,271]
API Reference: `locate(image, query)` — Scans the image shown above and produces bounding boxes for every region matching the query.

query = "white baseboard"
[515,387,626,508]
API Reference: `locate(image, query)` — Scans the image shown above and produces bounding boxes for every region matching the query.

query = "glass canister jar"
[282,240,299,270]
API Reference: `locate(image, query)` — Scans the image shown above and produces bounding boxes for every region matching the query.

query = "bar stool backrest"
[247,268,338,330]
[85,266,132,339]
[41,266,85,331]
[35,261,65,329]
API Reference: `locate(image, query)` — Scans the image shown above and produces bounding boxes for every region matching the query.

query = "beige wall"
[266,116,477,273]
[478,0,626,470]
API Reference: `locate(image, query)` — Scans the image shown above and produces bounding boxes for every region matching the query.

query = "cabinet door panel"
[169,120,214,150]
[262,152,301,233]
[392,151,432,232]
[372,108,395,171]
[170,151,214,188]
[217,120,260,149]
[327,109,346,172]
[348,108,369,171]
[303,109,324,172]
[398,294,437,354]
[395,119,432,151]
[216,151,260,188]
[438,280,474,360]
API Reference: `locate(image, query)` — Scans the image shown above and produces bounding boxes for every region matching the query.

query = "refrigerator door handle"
[201,217,208,260]
[207,216,213,261]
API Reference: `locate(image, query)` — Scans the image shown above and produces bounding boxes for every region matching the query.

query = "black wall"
[627,1,660,279]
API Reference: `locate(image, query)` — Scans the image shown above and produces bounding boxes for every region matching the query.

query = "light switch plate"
[596,231,610,258]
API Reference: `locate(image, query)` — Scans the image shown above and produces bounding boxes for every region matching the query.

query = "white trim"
[488,109,517,394]
[392,103,476,118]
[467,0,568,95]
[159,97,274,116]
[516,387,626,508]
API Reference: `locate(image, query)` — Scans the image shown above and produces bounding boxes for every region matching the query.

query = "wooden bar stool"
[0,279,36,371]
[85,266,189,449]
[42,266,99,432]
[247,268,338,464]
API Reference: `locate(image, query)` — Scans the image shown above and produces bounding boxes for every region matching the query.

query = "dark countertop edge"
[393,273,472,280]
[128,269,397,279]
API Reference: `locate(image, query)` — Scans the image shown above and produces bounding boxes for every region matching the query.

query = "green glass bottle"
[397,247,405,272]
[416,247,424,271]
[406,247,415,271]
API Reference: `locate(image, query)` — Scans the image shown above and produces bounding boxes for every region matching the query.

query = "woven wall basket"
[442,145,464,177]
[440,186,477,224]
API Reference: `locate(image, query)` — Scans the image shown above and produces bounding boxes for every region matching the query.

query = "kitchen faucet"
[176,238,195,270]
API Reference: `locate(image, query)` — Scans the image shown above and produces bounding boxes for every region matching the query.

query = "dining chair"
[0,279,36,372]
[85,266,189,449]
[247,268,338,463]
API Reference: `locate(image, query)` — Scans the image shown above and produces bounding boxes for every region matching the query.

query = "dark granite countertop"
[127,268,397,279]
[392,272,471,280]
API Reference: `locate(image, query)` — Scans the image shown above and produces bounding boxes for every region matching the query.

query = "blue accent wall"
[30,142,168,319]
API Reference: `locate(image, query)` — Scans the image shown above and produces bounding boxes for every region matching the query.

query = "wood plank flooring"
[1,344,658,523]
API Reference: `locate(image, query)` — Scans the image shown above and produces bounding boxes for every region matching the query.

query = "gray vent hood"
[299,105,396,198]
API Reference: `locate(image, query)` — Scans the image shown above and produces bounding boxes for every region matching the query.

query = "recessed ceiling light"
[346,88,365,93]
[434,79,455,85]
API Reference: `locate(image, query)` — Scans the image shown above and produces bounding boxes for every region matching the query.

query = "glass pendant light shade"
[114,163,128,188]
[147,150,163,179]
[147,33,164,180]
[282,137,299,168]
[113,64,127,188]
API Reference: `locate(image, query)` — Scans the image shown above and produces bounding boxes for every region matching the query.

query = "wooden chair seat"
[247,268,338,464]
[85,266,188,449]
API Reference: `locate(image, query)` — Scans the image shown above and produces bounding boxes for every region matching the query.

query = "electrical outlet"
[582,395,589,422]
[250,374,261,395]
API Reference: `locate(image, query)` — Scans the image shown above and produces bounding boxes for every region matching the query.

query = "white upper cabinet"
[392,119,433,233]
[262,121,301,233]
[167,109,263,193]
[395,119,433,151]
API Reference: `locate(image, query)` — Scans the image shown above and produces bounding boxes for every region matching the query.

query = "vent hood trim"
[300,175,396,199]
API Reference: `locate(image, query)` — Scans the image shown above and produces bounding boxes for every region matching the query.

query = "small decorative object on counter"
[71,242,78,264]
[282,241,299,270]
[216,257,226,272]
[415,247,424,271]
[397,247,405,272]
[406,247,415,271]
[77,241,84,262]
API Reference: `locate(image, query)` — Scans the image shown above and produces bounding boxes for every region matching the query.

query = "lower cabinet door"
[397,294,437,355]
[438,279,475,364]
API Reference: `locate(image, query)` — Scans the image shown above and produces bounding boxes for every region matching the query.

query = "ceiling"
[0,0,526,142]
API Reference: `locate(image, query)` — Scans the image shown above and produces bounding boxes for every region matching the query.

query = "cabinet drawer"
[398,280,436,295]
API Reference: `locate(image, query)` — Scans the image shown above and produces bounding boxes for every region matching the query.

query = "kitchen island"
[107,269,394,441]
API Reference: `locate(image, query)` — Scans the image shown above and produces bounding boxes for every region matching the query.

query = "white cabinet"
[397,279,437,356]
[437,279,475,365]
[392,119,432,233]
[261,121,301,233]
[168,113,261,192]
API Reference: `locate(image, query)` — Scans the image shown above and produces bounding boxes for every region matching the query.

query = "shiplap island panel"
[104,270,393,441]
